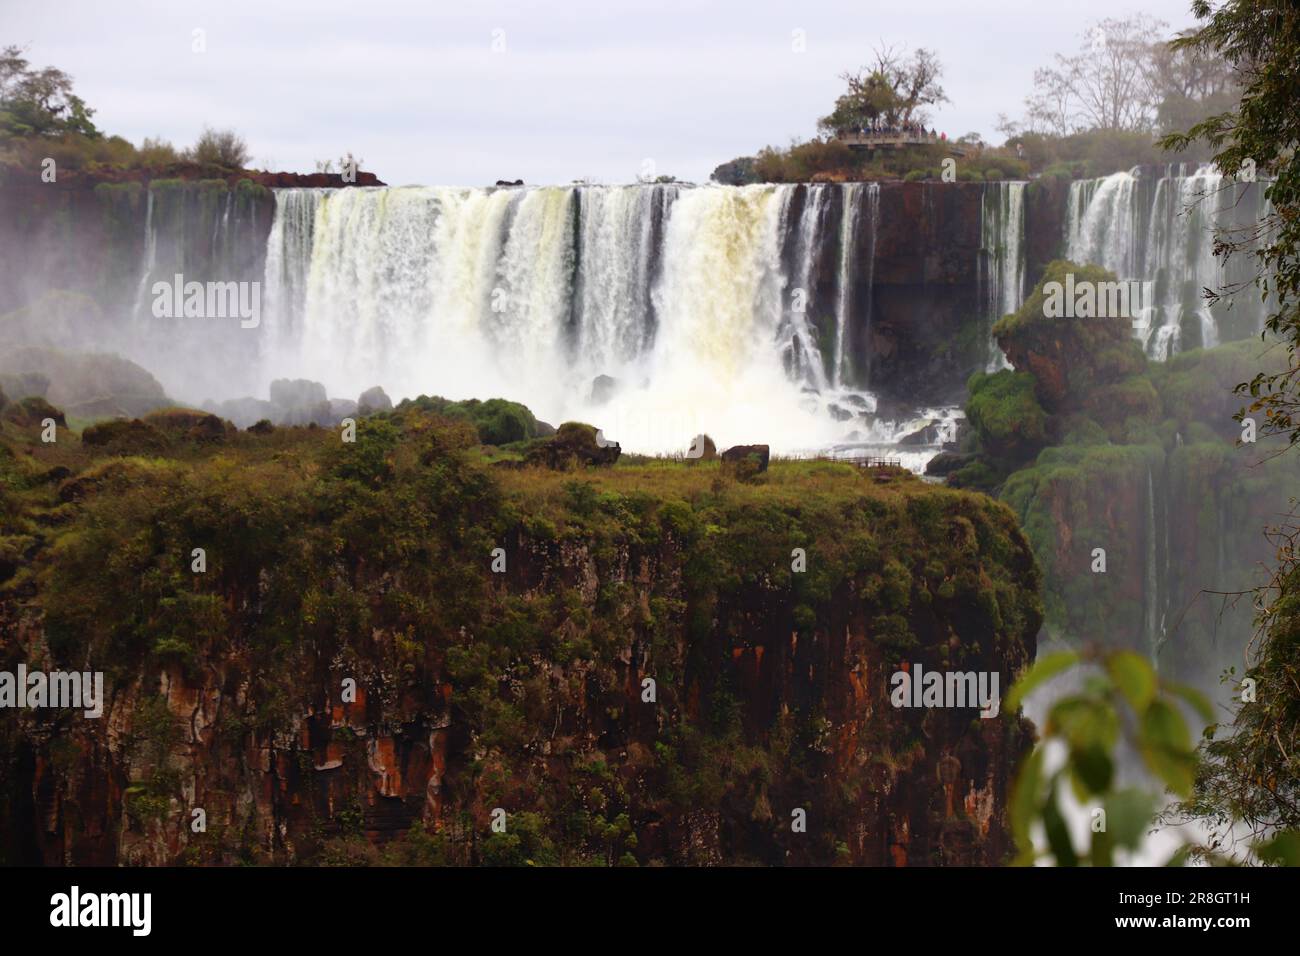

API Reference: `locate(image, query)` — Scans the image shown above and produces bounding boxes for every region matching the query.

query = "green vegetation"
[1,44,255,176]
[1006,648,1215,865]
[0,395,1042,865]
[0,44,99,140]
[396,394,539,446]
[714,17,1234,185]
[954,264,1300,691]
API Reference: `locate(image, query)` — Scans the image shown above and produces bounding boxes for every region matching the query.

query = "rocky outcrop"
[0,342,170,420]
[721,443,769,473]
[268,378,331,426]
[357,386,393,414]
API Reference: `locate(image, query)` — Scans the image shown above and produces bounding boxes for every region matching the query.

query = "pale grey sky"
[3,0,1201,186]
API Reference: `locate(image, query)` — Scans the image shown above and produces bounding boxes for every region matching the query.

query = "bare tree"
[1023,16,1168,134]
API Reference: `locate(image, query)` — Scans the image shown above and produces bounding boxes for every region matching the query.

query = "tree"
[1024,17,1168,135]
[0,44,99,139]
[710,156,758,186]
[184,126,249,169]
[817,45,947,135]
[1149,28,1239,135]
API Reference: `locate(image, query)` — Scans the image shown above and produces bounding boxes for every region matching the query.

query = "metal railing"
[833,131,967,156]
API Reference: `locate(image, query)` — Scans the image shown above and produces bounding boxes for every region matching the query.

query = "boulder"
[269,378,331,425]
[924,451,975,477]
[686,434,717,461]
[330,398,359,421]
[589,375,619,405]
[357,386,392,414]
[270,378,327,409]
[721,444,769,473]
[0,347,168,418]
[897,419,958,446]
[525,422,620,469]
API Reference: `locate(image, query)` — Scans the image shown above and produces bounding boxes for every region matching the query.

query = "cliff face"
[862,182,987,404]
[798,180,1062,406]
[0,409,1041,866]
[0,163,372,318]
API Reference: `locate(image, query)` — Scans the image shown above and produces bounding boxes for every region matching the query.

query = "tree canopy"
[0,44,100,140]
[818,45,947,135]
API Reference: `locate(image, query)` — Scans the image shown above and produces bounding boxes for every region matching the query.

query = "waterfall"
[573,185,678,369]
[1064,164,1271,359]
[980,181,1027,371]
[257,182,938,456]
[834,183,878,388]
[130,187,157,324]
[777,185,832,391]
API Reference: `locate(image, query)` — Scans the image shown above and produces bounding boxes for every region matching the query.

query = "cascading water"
[776,185,828,389]
[259,182,959,461]
[1065,164,1272,359]
[979,181,1027,371]
[834,183,879,389]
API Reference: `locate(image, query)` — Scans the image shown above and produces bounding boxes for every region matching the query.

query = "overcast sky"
[4,0,1201,186]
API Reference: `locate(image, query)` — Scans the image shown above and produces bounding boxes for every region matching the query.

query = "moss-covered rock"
[524,421,620,469]
[965,370,1049,464]
[993,260,1147,414]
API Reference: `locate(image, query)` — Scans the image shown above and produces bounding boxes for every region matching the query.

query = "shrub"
[183,127,249,169]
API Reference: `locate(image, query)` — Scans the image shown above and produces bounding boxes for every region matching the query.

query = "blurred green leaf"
[1257,830,1300,866]
[1042,785,1078,867]
[1166,680,1216,728]
[1106,788,1157,851]
[1005,650,1080,712]
[1050,696,1119,753]
[1010,745,1046,859]
[1070,743,1114,799]
[1140,700,1196,797]
[1107,650,1156,711]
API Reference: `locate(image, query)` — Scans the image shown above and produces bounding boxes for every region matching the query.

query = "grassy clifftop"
[0,398,1041,866]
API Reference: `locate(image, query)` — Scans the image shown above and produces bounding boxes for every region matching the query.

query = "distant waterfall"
[121,180,266,400]
[980,181,1027,371]
[1065,164,1271,359]
[258,182,946,456]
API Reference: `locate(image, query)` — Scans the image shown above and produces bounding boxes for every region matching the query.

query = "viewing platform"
[833,131,968,157]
